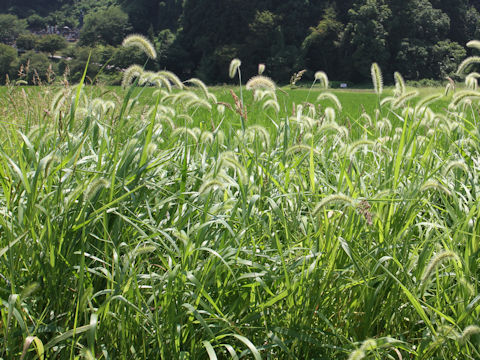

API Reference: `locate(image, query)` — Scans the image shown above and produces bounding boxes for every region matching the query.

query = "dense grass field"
[0,60,480,359]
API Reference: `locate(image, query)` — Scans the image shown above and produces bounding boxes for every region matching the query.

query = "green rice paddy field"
[0,77,479,359]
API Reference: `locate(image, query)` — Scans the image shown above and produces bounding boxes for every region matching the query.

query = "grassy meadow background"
[0,49,480,360]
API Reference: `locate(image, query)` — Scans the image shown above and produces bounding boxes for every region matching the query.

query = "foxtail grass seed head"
[186,78,209,97]
[156,115,175,129]
[392,91,419,109]
[199,179,225,195]
[217,104,225,115]
[347,139,375,158]
[314,71,329,89]
[246,75,276,91]
[360,113,372,126]
[313,194,356,215]
[416,93,443,109]
[421,250,460,287]
[460,325,480,343]
[172,127,198,143]
[457,56,480,75]
[360,339,377,352]
[200,131,214,144]
[286,144,321,156]
[467,40,480,50]
[443,160,468,176]
[229,58,241,79]
[380,96,394,107]
[218,153,248,184]
[451,90,480,107]
[420,179,452,197]
[207,92,217,103]
[317,92,342,111]
[371,63,383,95]
[122,34,157,59]
[258,63,266,75]
[325,107,336,122]
[246,125,270,148]
[394,71,406,97]
[445,82,453,96]
[262,99,280,113]
[40,154,59,177]
[348,349,365,360]
[84,178,110,202]
[186,97,212,111]
[465,72,480,89]
[122,65,143,88]
[157,70,184,89]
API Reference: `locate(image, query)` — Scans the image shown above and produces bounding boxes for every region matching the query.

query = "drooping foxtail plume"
[443,160,468,176]
[313,194,356,215]
[317,92,342,111]
[348,349,365,360]
[420,250,460,294]
[465,72,480,89]
[157,70,184,89]
[324,107,337,122]
[122,34,157,60]
[262,99,280,113]
[416,93,443,109]
[122,65,143,88]
[84,178,110,202]
[456,56,480,75]
[286,144,321,156]
[246,75,276,91]
[459,325,480,344]
[346,139,375,158]
[314,71,329,89]
[466,40,480,50]
[450,90,480,107]
[185,78,209,98]
[380,96,394,106]
[392,90,418,109]
[246,125,270,148]
[229,58,241,79]
[420,179,452,197]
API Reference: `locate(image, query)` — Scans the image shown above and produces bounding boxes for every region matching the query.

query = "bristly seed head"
[258,63,266,75]
[229,58,242,79]
[314,71,329,89]
[246,75,276,91]
[122,34,157,60]
[371,63,383,95]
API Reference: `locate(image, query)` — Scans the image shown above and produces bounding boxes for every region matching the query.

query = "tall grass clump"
[0,35,479,359]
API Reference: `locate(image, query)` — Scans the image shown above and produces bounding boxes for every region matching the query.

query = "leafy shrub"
[0,43,17,82]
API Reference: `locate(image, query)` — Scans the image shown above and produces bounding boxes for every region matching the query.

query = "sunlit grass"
[0,63,479,359]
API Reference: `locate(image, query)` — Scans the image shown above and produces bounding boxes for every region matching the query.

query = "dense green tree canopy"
[0,43,17,82]
[344,0,392,80]
[36,34,67,56]
[302,8,343,77]
[15,33,37,50]
[0,14,26,44]
[1,0,480,83]
[79,6,131,46]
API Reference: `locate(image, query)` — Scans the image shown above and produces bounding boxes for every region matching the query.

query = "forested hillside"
[2,0,480,84]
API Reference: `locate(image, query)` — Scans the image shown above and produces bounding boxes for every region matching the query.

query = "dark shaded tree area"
[2,0,480,84]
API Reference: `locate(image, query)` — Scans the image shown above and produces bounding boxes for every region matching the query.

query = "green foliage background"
[1,0,480,84]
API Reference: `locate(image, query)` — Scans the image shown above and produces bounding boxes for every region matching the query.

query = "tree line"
[1,0,480,85]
